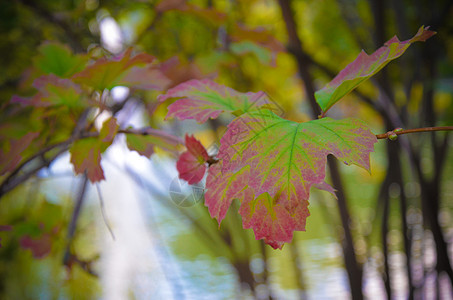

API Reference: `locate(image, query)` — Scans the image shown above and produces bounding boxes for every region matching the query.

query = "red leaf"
[176,135,209,184]
[19,234,52,259]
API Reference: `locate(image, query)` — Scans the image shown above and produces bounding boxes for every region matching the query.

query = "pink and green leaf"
[315,26,436,113]
[158,79,272,123]
[205,163,251,224]
[206,110,377,248]
[11,75,84,108]
[176,135,210,184]
[239,193,297,249]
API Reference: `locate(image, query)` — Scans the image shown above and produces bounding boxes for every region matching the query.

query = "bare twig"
[95,184,115,240]
[376,126,453,140]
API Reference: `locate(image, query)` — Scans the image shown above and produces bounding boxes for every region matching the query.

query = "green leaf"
[33,42,88,78]
[315,26,436,113]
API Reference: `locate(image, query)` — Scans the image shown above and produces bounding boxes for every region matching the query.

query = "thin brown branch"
[376,126,453,140]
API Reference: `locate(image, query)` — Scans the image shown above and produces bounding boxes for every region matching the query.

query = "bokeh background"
[1,0,453,299]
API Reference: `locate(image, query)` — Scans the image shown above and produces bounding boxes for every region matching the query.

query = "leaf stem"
[376,126,453,140]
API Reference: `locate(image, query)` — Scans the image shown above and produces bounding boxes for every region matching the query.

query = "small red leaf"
[19,234,52,259]
[176,135,209,184]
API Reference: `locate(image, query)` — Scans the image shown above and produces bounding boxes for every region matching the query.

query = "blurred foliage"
[0,0,452,299]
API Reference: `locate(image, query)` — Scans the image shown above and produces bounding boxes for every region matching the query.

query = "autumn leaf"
[205,162,251,223]
[126,128,183,158]
[205,110,377,248]
[11,75,84,108]
[158,79,272,123]
[72,48,168,91]
[33,42,88,78]
[176,135,210,184]
[0,132,40,176]
[70,138,105,182]
[315,26,436,113]
[69,117,119,182]
[239,192,303,249]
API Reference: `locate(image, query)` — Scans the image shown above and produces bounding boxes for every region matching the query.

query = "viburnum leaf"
[157,79,272,123]
[126,128,183,158]
[177,134,210,184]
[315,26,436,113]
[69,117,119,182]
[33,42,88,78]
[0,132,40,176]
[72,48,168,91]
[11,75,85,108]
[205,110,377,248]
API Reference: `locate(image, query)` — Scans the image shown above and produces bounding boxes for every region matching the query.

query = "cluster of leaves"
[162,26,435,249]
[1,25,435,250]
[2,43,183,185]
